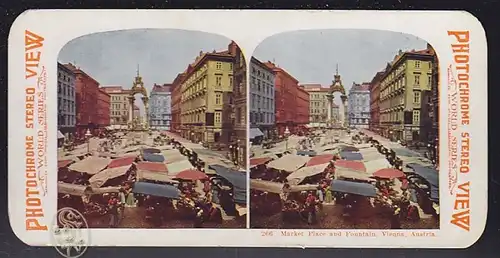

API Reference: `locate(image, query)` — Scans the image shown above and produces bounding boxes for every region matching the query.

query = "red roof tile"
[58,159,74,168]
[108,156,137,169]
[136,161,168,172]
[306,154,334,167]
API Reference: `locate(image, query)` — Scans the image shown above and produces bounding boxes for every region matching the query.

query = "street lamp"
[85,129,92,153]
[284,126,290,150]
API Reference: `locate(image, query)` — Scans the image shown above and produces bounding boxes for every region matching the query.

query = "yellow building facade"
[101,86,131,125]
[180,51,234,144]
[379,49,434,142]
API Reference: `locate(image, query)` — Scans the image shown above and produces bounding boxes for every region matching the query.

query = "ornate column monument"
[128,66,149,131]
[328,65,348,127]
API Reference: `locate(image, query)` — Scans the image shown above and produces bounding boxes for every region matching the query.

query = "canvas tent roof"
[363,158,391,173]
[166,160,194,176]
[250,179,284,194]
[132,181,180,199]
[58,182,91,196]
[68,156,110,175]
[249,128,264,139]
[91,186,121,194]
[335,167,374,182]
[88,165,131,188]
[330,180,377,197]
[209,164,247,204]
[136,170,179,184]
[266,154,310,172]
[286,163,329,185]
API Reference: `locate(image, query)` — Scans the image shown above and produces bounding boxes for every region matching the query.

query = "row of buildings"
[57,63,111,137]
[368,43,439,151]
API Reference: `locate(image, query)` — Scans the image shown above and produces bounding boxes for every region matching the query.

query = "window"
[413,91,421,103]
[216,76,222,87]
[216,62,222,70]
[229,77,233,88]
[414,75,420,85]
[229,63,233,70]
[415,61,421,68]
[215,112,221,124]
[428,75,432,85]
[413,110,420,124]
[215,93,222,105]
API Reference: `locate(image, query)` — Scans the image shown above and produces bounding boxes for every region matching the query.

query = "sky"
[253,29,429,94]
[58,29,232,112]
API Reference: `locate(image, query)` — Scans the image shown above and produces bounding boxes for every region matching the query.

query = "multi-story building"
[301,84,329,128]
[296,86,310,131]
[149,83,172,131]
[250,57,275,138]
[369,71,384,132]
[64,63,100,136]
[96,89,111,128]
[428,44,439,164]
[379,48,434,142]
[348,82,371,129]
[100,86,131,125]
[180,45,234,144]
[170,73,185,133]
[57,62,76,135]
[264,61,302,136]
[230,41,247,168]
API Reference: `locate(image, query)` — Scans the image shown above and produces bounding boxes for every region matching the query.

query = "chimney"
[228,41,237,55]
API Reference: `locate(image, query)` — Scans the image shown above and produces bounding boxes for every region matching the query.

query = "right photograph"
[249,29,439,229]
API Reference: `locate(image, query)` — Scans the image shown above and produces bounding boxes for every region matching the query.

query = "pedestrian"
[324,186,333,203]
[108,196,120,228]
[305,193,317,224]
[193,206,204,228]
[390,205,402,229]
[316,186,324,203]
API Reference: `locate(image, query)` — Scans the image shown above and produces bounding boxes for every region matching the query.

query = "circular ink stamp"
[50,207,90,258]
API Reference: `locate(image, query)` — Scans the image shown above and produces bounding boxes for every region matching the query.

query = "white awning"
[286,163,329,185]
[57,130,65,139]
[266,154,310,172]
[249,128,264,139]
[166,160,194,176]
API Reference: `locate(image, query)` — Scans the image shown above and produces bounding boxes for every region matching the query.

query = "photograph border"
[8,9,487,248]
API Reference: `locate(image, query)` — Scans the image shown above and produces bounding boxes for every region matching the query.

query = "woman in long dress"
[324,186,333,203]
[125,187,136,207]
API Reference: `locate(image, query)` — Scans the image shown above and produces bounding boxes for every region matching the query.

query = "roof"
[100,86,131,94]
[152,83,172,93]
[133,105,140,110]
[181,43,235,84]
[250,56,273,72]
[107,156,137,169]
[301,84,330,92]
[350,83,370,92]
[57,62,74,75]
[136,161,168,173]
[58,159,74,169]
[63,63,99,85]
[263,61,299,84]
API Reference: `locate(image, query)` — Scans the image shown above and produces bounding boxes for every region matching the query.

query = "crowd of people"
[58,130,243,228]
[251,129,437,229]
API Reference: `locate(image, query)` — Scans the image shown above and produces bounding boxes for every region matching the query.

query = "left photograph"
[56,29,247,228]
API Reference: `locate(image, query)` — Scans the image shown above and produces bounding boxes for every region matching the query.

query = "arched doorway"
[128,70,150,130]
